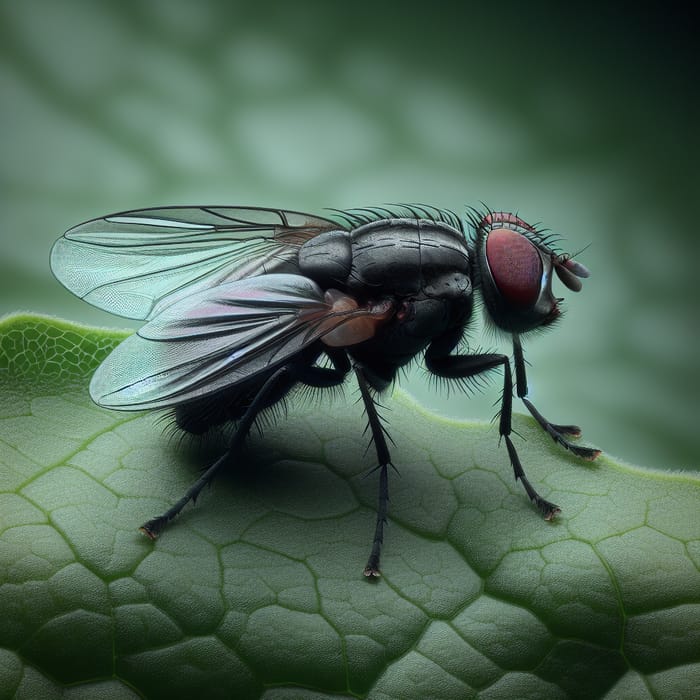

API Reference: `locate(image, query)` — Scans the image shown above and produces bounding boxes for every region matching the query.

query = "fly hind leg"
[140,365,296,538]
[141,348,352,539]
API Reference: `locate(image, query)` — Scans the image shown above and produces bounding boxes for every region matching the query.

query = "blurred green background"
[1,1,697,471]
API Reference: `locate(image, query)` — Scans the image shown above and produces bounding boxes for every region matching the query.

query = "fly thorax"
[298,230,352,289]
[347,220,422,296]
[423,271,472,299]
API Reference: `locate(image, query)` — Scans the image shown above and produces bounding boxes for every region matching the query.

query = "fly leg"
[141,350,351,539]
[294,346,352,388]
[355,366,393,578]
[512,334,600,460]
[140,365,296,538]
[426,334,560,519]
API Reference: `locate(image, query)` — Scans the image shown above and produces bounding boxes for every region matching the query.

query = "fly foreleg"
[426,339,560,520]
[512,334,600,461]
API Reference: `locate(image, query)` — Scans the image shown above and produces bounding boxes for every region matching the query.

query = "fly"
[50,204,600,577]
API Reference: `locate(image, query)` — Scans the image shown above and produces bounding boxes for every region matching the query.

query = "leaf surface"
[1,314,699,699]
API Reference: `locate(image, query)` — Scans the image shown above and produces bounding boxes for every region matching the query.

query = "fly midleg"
[354,366,395,578]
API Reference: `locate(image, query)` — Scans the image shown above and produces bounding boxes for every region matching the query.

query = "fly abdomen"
[174,385,253,434]
[174,367,297,434]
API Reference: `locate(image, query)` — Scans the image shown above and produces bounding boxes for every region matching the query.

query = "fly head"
[470,209,590,335]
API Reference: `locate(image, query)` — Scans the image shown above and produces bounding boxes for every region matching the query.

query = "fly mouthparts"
[564,258,590,278]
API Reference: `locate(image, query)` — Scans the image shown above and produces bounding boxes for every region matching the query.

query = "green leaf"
[1,314,699,699]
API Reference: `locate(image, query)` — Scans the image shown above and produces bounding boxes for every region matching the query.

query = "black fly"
[51,204,599,577]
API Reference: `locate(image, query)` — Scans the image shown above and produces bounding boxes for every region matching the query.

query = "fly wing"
[89,274,386,411]
[51,206,343,320]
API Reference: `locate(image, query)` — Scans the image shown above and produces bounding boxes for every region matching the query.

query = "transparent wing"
[89,274,386,410]
[51,206,342,320]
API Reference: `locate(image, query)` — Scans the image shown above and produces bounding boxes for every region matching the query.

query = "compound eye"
[485,228,542,308]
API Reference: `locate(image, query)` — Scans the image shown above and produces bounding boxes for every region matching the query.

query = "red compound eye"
[485,228,542,308]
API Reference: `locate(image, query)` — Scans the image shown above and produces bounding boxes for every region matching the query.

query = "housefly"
[50,204,599,577]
